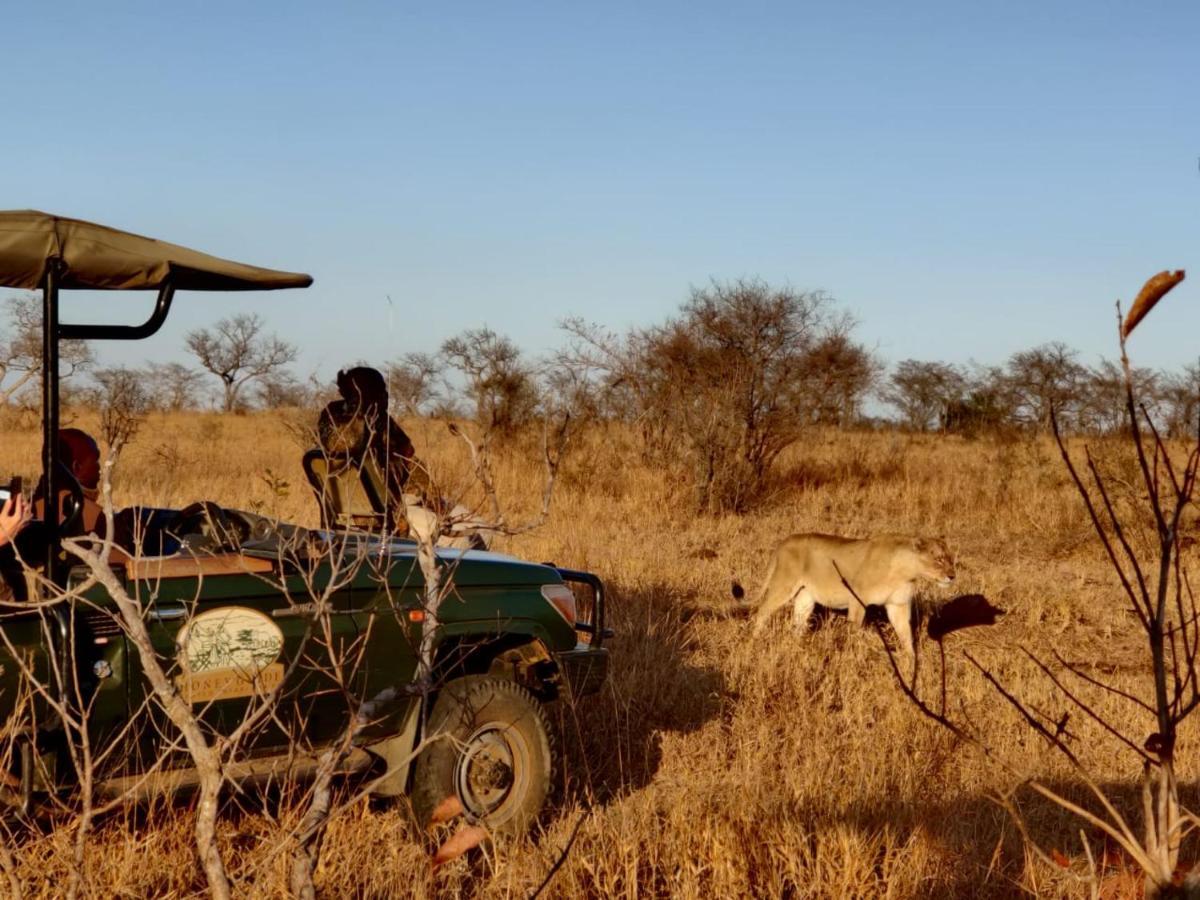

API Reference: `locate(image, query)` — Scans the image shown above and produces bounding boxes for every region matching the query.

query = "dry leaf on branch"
[1122,269,1185,339]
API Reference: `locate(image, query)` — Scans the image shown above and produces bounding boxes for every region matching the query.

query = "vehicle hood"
[361,539,562,590]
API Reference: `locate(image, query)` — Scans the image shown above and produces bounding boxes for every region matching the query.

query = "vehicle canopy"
[0,211,311,292]
[0,210,312,584]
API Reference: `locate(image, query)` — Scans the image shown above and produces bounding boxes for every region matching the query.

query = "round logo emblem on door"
[175,606,285,703]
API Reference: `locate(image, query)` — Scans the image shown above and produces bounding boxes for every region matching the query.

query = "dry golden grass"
[0,409,1191,898]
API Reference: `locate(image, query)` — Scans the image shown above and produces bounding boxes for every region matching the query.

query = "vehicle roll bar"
[41,263,176,585]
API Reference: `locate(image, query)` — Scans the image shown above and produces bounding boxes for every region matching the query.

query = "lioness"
[746,534,955,653]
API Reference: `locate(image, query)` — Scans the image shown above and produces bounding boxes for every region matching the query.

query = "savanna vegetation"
[0,274,1195,897]
[0,402,1190,898]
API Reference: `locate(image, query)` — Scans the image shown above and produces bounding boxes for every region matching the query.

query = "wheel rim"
[454,723,531,824]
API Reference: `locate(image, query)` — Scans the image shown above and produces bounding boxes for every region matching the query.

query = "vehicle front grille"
[80,610,123,641]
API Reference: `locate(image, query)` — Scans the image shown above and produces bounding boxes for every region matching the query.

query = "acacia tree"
[563,279,868,512]
[0,294,94,405]
[1005,341,1087,432]
[797,325,881,426]
[1160,362,1200,439]
[185,313,297,412]
[940,365,1019,436]
[144,361,204,411]
[440,327,538,436]
[883,360,968,431]
[1077,359,1162,435]
[386,352,444,416]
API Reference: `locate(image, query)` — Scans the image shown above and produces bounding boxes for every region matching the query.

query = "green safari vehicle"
[0,211,610,833]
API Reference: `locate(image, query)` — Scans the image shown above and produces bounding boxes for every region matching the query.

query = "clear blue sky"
[1,1,1197,382]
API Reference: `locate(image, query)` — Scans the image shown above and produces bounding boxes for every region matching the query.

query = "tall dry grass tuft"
[0,408,1193,896]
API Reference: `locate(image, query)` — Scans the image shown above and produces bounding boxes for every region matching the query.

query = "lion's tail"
[730,553,777,609]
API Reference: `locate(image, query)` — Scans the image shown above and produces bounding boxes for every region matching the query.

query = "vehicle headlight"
[541,584,576,625]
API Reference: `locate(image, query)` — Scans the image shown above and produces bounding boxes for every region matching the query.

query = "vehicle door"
[347,545,422,744]
[126,552,360,764]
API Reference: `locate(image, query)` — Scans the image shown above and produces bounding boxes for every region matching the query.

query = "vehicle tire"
[411,676,555,837]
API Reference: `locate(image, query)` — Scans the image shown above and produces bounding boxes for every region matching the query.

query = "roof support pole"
[40,260,62,586]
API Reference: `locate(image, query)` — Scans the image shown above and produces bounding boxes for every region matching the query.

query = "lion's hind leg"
[751,573,804,634]
[791,588,816,633]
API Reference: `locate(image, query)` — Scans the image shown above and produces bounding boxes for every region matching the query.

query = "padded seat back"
[302,448,400,533]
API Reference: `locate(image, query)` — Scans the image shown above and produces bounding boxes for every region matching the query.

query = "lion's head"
[914,537,956,585]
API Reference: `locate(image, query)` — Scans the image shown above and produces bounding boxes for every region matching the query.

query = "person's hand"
[0,495,31,548]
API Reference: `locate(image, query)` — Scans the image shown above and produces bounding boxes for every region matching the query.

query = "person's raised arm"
[0,495,31,548]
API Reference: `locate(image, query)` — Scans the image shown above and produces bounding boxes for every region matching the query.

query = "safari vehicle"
[0,211,609,832]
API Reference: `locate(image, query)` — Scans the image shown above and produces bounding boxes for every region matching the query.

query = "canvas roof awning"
[0,210,313,292]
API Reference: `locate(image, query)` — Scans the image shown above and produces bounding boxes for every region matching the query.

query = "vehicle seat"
[302,448,400,533]
[301,449,488,549]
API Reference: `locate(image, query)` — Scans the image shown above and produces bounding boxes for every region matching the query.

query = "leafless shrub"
[144,361,204,412]
[440,327,539,437]
[0,294,93,405]
[0,374,577,896]
[54,433,381,898]
[884,270,1198,899]
[90,367,149,448]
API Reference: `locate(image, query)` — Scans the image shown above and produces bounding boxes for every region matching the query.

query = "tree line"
[0,280,1194,512]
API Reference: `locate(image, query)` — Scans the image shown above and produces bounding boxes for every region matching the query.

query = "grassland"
[0,408,1188,898]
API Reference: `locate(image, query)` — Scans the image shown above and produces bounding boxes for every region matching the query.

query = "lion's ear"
[913,537,930,552]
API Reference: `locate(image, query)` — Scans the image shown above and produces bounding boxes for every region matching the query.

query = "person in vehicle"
[318,366,435,517]
[317,367,486,548]
[34,428,104,535]
[50,430,200,557]
[36,429,241,559]
[60,428,101,498]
